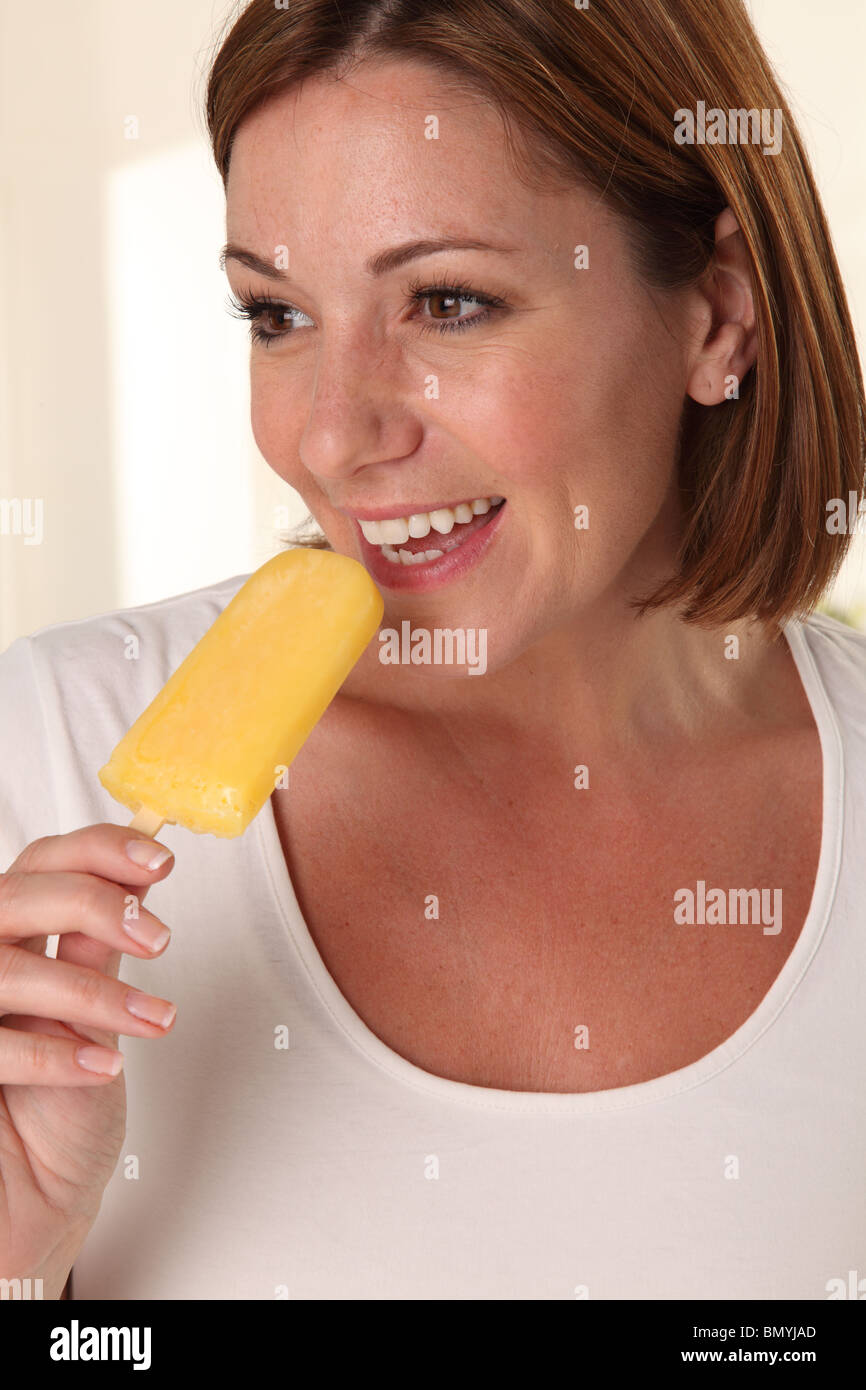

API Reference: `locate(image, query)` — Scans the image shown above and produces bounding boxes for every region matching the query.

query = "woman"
[1,0,864,1300]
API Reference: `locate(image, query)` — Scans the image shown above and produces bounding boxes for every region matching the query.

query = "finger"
[5,824,175,886]
[5,826,174,992]
[8,824,174,977]
[18,922,135,980]
[1,1012,118,1053]
[0,871,171,962]
[0,945,175,1039]
[0,1017,126,1086]
[53,865,156,980]
[54,926,134,981]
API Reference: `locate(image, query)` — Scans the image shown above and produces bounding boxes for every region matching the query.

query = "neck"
[347,592,793,771]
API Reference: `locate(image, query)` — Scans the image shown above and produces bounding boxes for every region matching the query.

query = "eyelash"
[226,278,507,348]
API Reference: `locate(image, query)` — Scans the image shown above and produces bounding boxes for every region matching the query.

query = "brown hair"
[204,0,865,628]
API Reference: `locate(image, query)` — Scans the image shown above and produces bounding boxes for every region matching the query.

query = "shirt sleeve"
[0,634,61,871]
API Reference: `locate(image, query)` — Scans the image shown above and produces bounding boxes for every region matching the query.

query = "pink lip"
[340,497,498,522]
[356,501,507,592]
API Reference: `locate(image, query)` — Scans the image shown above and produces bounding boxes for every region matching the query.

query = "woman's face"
[224,59,706,670]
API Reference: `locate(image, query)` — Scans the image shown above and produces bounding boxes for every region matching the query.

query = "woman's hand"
[0,824,176,1297]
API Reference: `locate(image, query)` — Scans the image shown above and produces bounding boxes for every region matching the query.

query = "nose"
[298,325,423,482]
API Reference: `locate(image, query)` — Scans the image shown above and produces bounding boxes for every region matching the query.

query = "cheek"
[249,371,303,483]
[496,318,685,581]
[417,349,570,490]
[552,318,684,508]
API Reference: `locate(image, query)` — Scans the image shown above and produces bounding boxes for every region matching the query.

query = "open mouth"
[357,495,505,566]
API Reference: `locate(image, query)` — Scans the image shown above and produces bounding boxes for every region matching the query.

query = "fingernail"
[76,1045,124,1075]
[126,839,173,870]
[125,990,176,1028]
[122,916,171,952]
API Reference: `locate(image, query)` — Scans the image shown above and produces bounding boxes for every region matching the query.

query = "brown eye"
[427,291,464,319]
[266,307,290,332]
[226,291,315,348]
[410,284,503,335]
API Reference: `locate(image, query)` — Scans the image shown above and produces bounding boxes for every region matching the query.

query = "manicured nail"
[76,1045,124,1075]
[125,990,176,1028]
[126,839,173,870]
[122,916,171,952]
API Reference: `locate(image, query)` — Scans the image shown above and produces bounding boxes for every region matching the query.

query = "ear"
[686,208,758,406]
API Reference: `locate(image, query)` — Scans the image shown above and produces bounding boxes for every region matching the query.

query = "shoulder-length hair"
[205,0,865,628]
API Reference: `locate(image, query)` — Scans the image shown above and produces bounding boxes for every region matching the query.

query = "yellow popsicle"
[98,548,383,837]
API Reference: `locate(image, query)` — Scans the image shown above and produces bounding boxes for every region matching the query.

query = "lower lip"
[356,503,507,592]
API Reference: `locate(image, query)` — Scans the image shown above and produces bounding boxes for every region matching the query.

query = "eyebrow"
[218,236,517,280]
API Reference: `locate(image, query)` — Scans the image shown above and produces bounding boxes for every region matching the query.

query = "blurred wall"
[0,0,304,647]
[0,0,864,645]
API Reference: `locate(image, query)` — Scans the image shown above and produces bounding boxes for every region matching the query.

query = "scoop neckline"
[257,616,844,1115]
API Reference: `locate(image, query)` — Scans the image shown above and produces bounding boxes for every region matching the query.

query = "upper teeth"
[358,496,503,546]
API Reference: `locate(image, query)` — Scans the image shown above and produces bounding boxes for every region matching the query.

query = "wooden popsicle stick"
[128,807,166,838]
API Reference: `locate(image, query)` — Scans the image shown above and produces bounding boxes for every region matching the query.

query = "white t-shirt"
[0,576,863,1301]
